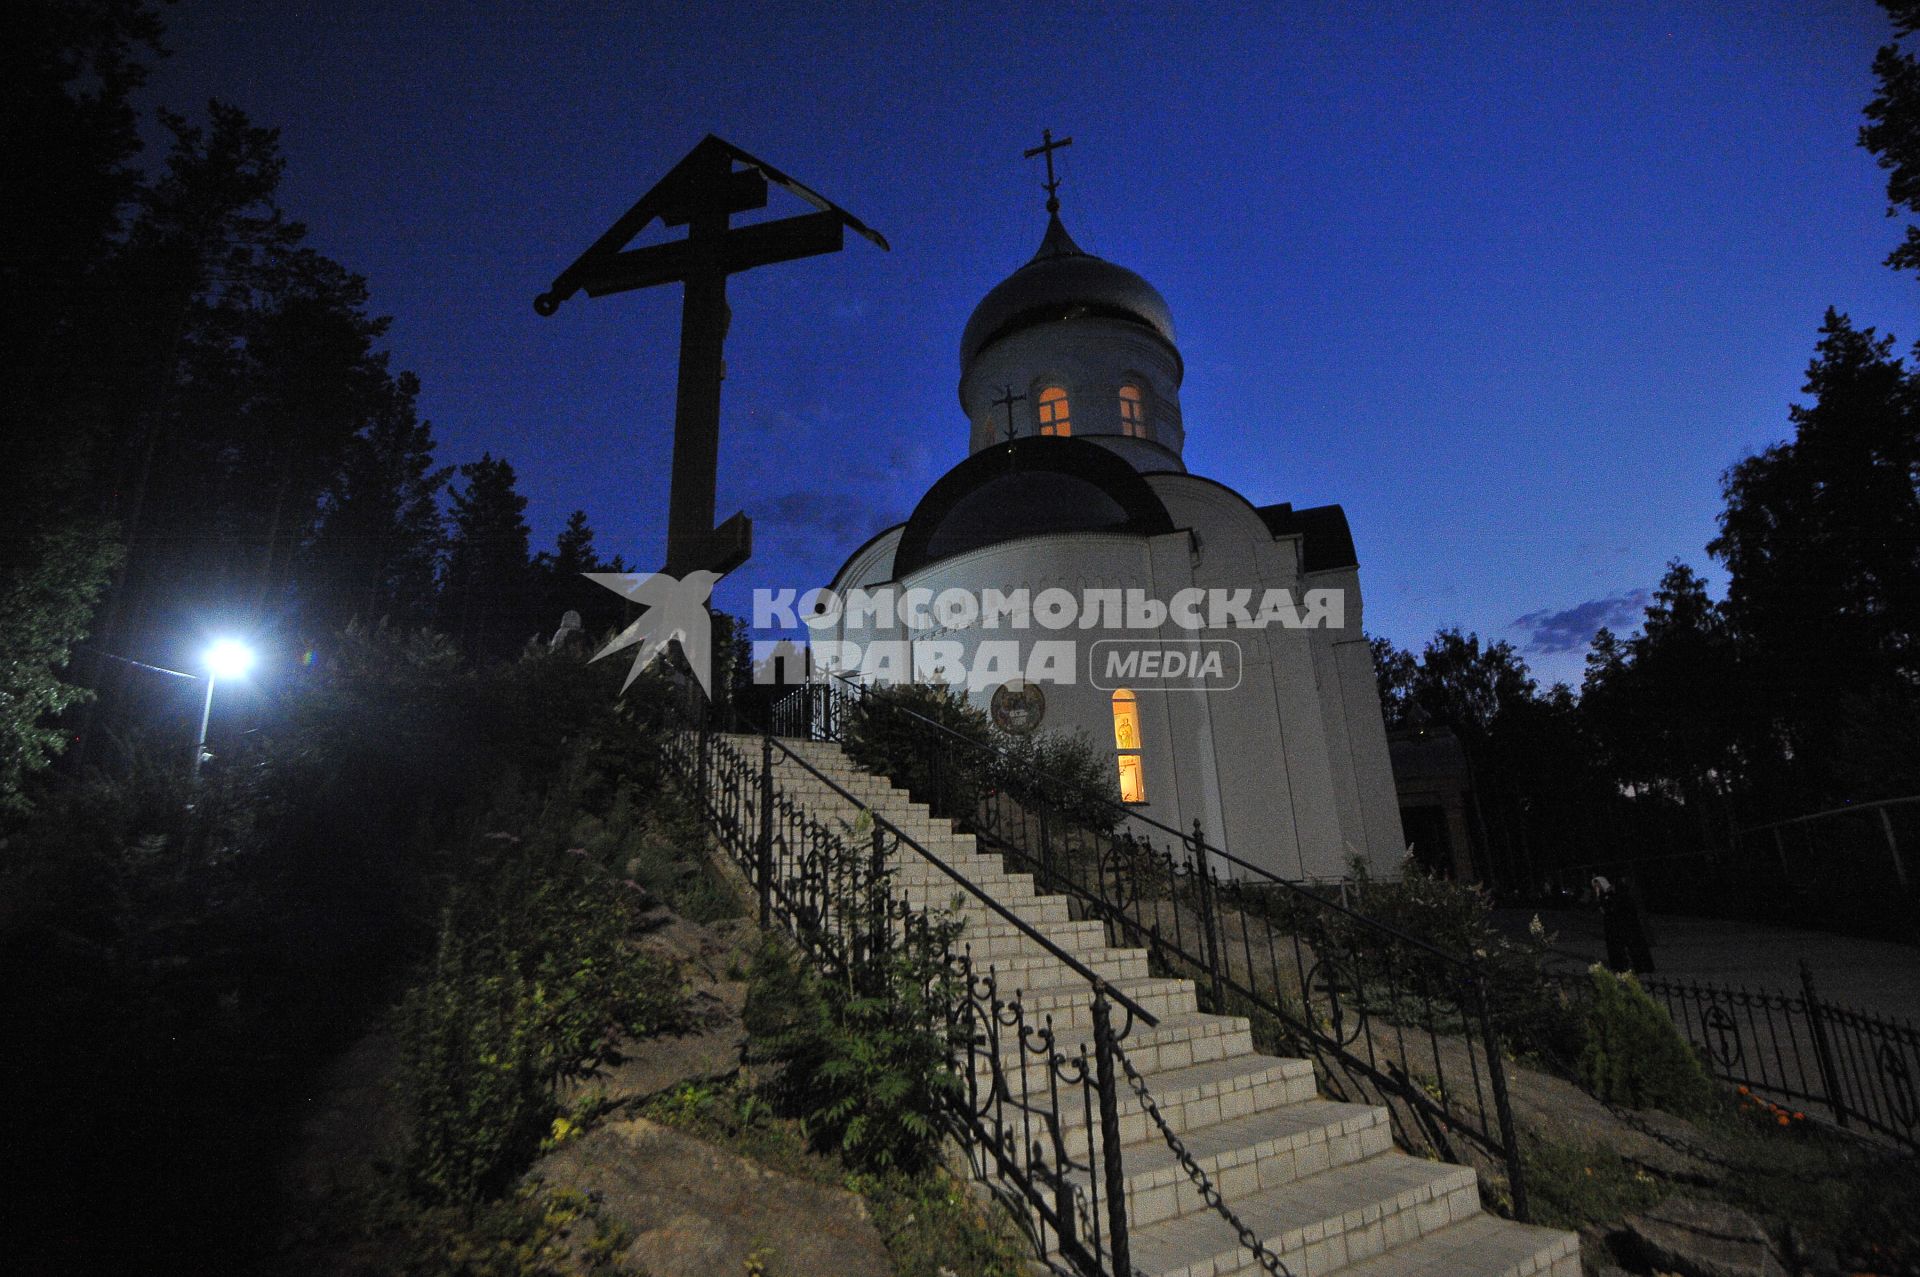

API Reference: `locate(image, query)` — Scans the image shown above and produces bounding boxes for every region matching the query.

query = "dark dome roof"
[959,213,1176,369]
[894,435,1176,578]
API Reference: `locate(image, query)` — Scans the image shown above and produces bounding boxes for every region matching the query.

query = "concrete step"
[944,891,1075,928]
[695,732,1581,1277]
[1128,1152,1477,1277]
[1009,1009,1254,1078]
[972,1007,1253,1096]
[954,917,1111,962]
[890,863,1032,892]
[966,945,1150,993]
[1084,1099,1392,1229]
[1013,975,1199,1028]
[1036,1054,1319,1158]
[1327,1211,1580,1277]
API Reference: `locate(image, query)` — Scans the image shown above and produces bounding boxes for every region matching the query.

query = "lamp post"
[194,639,255,779]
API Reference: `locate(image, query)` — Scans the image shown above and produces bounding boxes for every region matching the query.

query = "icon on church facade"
[990,679,1047,733]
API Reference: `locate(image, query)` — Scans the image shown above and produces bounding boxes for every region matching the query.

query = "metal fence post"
[1089,984,1133,1277]
[696,711,711,818]
[1474,968,1528,1221]
[1192,818,1225,1011]
[758,732,774,928]
[1800,959,1849,1128]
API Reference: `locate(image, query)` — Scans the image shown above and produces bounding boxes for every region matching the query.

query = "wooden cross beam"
[536,135,887,578]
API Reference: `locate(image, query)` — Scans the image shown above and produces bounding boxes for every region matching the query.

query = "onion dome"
[959,212,1176,371]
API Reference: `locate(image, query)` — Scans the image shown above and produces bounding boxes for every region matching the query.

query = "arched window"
[1118,384,1147,438]
[1111,688,1146,803]
[1037,385,1071,436]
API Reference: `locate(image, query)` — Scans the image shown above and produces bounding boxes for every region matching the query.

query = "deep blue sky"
[145,0,1916,687]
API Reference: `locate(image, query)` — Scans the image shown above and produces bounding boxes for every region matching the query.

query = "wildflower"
[1776,1114,1789,1127]
[1737,1085,1750,1095]
[1528,914,1547,942]
[1793,1112,1805,1121]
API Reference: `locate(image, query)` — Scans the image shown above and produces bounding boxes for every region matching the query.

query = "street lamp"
[194,639,255,778]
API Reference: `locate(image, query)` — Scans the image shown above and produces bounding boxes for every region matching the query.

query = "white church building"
[808,200,1405,882]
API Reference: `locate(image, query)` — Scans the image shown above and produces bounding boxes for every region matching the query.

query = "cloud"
[1513,589,1649,653]
[759,488,904,545]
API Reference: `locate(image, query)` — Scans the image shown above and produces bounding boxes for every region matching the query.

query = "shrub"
[1332,856,1580,1061]
[842,683,992,818]
[397,837,685,1202]
[744,919,963,1176]
[1577,965,1719,1118]
[985,726,1124,835]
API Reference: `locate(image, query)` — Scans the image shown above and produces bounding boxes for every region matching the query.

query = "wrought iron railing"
[1636,963,1916,1150]
[772,675,1534,1219]
[663,714,1291,1275]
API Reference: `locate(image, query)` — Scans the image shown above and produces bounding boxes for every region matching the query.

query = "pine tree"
[441,454,534,662]
[304,373,447,632]
[1709,311,1920,804]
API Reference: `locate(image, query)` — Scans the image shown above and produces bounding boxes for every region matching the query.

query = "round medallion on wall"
[990,680,1046,734]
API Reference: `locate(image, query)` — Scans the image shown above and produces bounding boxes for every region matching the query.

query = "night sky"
[145,0,1916,686]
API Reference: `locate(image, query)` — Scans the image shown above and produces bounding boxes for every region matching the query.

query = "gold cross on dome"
[1023,128,1073,213]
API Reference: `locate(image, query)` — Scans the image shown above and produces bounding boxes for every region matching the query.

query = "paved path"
[1493,908,1920,1024]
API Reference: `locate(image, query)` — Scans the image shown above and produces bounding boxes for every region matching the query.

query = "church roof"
[1257,503,1358,572]
[959,212,1176,369]
[894,435,1176,577]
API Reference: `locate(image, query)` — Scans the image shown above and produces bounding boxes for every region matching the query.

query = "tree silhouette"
[441,454,534,662]
[305,373,448,632]
[1709,310,1920,805]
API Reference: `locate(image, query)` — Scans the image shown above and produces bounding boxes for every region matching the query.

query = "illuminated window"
[1037,385,1071,436]
[1111,688,1146,803]
[1119,384,1147,438]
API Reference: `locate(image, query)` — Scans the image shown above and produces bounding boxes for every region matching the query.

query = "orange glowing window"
[1112,688,1146,802]
[1119,385,1147,438]
[1037,385,1071,436]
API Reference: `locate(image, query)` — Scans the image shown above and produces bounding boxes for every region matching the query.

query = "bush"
[842,683,992,818]
[397,837,685,1202]
[744,922,963,1176]
[985,726,1124,835]
[1331,856,1580,1060]
[1577,965,1719,1118]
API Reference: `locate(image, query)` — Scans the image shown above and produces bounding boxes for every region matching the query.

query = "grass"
[1520,1134,1665,1234]
[640,1074,1033,1277]
[329,1179,642,1276]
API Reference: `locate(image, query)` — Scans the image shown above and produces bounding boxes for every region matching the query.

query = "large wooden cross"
[536,135,887,577]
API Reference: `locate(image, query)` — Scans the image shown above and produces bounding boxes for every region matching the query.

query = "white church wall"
[1336,631,1408,876]
[960,317,1186,465]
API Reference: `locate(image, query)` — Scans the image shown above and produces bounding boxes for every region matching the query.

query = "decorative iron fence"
[771,676,1534,1220]
[661,715,1294,1276]
[1634,963,1919,1151]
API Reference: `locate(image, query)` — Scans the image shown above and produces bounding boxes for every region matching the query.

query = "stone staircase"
[742,736,1580,1277]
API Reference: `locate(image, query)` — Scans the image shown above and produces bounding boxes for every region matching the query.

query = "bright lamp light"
[205,639,255,680]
